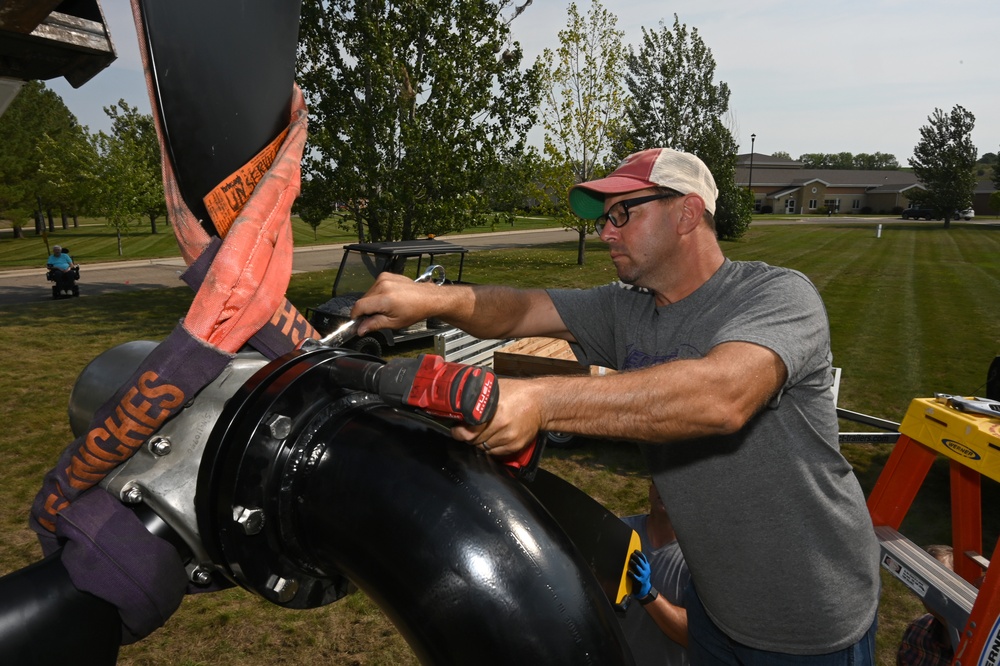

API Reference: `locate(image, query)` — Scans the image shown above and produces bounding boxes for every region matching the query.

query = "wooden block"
[493,337,615,378]
[493,351,589,378]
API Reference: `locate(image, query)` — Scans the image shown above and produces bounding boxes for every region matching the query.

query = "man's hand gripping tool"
[317,264,446,348]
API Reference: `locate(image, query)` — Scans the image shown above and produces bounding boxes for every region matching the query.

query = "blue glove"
[629,550,653,598]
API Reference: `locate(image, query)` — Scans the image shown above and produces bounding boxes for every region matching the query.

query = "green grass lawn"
[0,213,566,269]
[1,222,999,664]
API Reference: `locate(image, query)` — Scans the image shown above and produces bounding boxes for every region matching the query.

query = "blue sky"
[50,0,999,164]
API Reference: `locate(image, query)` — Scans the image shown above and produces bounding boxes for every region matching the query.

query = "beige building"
[736,154,998,215]
[736,154,925,214]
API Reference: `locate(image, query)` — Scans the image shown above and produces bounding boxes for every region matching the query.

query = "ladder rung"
[839,432,900,444]
[875,525,978,637]
[964,550,991,570]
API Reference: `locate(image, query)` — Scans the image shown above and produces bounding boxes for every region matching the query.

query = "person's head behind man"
[567,148,722,304]
[52,245,62,256]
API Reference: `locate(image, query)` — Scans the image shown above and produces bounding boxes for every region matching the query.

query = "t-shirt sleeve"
[547,285,627,369]
[712,269,830,388]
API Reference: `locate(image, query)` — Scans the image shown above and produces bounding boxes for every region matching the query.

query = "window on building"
[754,199,762,212]
[824,198,840,212]
[808,199,817,210]
[851,199,861,209]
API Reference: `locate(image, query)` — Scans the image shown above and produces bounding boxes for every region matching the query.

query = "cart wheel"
[52,286,60,300]
[350,336,383,358]
[544,432,578,449]
[72,285,80,297]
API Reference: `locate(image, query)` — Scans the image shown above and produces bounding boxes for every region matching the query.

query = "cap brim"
[568,176,656,219]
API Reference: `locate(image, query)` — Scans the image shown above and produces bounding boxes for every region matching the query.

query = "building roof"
[737,166,919,192]
[737,153,803,169]
[974,178,997,194]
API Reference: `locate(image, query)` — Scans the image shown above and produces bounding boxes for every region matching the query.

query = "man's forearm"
[443,285,565,340]
[511,341,785,444]
[354,275,567,342]
[644,595,688,647]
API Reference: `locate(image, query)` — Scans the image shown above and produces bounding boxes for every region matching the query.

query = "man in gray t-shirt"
[352,147,881,663]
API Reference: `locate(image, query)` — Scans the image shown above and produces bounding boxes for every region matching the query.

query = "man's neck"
[653,254,725,306]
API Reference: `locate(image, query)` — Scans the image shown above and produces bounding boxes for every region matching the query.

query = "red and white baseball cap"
[569,148,719,218]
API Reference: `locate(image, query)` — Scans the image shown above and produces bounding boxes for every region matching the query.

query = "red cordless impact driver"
[327,353,544,478]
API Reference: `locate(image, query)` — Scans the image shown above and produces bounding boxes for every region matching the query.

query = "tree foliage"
[90,100,165,254]
[770,151,791,160]
[537,0,624,264]
[37,122,99,229]
[853,152,900,170]
[798,151,899,170]
[482,146,545,224]
[105,101,164,234]
[908,105,977,229]
[616,14,750,240]
[297,0,541,243]
[296,177,335,240]
[0,81,82,235]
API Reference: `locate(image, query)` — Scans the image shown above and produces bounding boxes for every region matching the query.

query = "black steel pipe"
[0,551,120,665]
[201,347,634,664]
[1,346,634,664]
[291,409,631,664]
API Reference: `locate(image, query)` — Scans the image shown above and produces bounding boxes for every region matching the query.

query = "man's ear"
[676,194,706,235]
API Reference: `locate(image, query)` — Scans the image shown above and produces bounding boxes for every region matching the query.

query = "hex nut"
[234,506,265,535]
[267,414,292,440]
[121,484,143,505]
[190,566,213,585]
[148,436,172,456]
[267,575,299,603]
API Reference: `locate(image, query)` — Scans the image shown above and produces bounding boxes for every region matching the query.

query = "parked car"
[901,206,938,220]
[306,239,469,356]
[956,208,975,220]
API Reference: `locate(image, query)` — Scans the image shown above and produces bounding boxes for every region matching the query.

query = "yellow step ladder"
[868,396,1000,662]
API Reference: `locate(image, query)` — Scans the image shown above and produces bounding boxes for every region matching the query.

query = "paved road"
[0,227,580,307]
[6,217,961,307]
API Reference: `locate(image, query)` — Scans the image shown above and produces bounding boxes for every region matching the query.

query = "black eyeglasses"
[593,192,679,235]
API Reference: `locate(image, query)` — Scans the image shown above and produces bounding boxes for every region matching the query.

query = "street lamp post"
[748,134,756,213]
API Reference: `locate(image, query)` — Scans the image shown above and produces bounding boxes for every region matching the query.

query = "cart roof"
[342,239,468,257]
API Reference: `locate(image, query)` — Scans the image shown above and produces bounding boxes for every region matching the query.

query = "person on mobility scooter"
[46,245,80,299]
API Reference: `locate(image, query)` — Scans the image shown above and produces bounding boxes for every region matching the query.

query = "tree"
[0,81,82,237]
[296,178,334,240]
[798,153,829,169]
[830,152,854,170]
[297,0,541,243]
[37,124,100,229]
[853,152,899,170]
[770,151,791,160]
[616,14,750,240]
[481,146,545,224]
[537,0,625,264]
[89,101,165,254]
[992,148,1000,191]
[800,151,899,171]
[104,101,165,234]
[908,105,977,229]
